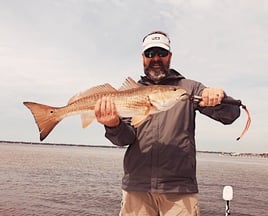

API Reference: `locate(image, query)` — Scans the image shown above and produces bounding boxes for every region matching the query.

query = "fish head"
[148,85,188,111]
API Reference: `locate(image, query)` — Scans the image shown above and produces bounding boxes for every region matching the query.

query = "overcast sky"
[1,0,267,153]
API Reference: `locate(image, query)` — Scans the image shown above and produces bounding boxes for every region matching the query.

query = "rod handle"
[221,98,242,106]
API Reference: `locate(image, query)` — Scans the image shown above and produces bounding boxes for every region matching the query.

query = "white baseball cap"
[142,32,170,52]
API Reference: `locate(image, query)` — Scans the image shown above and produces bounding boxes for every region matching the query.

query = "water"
[0,143,267,216]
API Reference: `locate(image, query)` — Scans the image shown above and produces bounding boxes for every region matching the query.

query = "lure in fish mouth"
[23,77,188,141]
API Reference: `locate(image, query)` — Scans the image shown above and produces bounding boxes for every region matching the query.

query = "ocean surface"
[0,143,267,216]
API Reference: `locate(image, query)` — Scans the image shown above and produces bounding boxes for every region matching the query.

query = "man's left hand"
[199,88,224,107]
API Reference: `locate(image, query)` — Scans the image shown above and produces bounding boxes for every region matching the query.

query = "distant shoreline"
[199,150,268,159]
[0,140,118,149]
[1,140,267,158]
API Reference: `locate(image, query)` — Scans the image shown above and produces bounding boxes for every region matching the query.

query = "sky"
[0,0,267,153]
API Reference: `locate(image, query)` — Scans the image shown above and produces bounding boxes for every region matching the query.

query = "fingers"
[95,98,101,118]
[95,97,111,117]
[95,96,120,127]
[100,96,109,116]
[200,88,224,107]
[110,97,117,116]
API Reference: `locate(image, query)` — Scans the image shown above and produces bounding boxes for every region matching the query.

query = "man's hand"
[199,88,225,107]
[95,96,120,127]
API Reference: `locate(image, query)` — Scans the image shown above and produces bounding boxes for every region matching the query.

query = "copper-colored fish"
[23,77,187,141]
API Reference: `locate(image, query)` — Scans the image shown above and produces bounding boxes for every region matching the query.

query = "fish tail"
[23,102,62,141]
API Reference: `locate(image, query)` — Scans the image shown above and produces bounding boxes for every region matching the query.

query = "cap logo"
[152,36,160,40]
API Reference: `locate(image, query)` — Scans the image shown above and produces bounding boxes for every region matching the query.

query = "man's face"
[142,47,172,83]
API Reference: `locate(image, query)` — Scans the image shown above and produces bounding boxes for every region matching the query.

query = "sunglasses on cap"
[144,48,169,58]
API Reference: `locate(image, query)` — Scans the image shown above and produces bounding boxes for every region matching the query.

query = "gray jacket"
[105,69,240,194]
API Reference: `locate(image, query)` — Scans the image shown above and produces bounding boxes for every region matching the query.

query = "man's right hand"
[95,96,120,127]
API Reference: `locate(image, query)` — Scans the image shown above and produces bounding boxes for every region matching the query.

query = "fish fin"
[131,115,151,128]
[118,77,142,91]
[81,113,95,128]
[131,105,152,127]
[68,84,117,104]
[23,102,62,141]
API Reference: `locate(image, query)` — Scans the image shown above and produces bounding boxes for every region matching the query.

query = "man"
[95,31,240,216]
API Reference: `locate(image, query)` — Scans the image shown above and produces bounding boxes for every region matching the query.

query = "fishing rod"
[223,186,233,216]
[192,96,251,140]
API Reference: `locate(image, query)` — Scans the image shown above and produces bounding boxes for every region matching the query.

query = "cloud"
[0,0,267,152]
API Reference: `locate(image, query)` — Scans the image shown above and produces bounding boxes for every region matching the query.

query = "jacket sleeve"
[197,96,241,124]
[104,118,137,147]
[191,81,241,124]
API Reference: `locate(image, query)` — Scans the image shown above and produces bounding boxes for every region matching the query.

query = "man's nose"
[151,54,160,61]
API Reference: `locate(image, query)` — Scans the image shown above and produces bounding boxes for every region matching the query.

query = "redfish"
[24,77,187,141]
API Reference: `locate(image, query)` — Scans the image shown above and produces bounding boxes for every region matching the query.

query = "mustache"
[149,60,164,68]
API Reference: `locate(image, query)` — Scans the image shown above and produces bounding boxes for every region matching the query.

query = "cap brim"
[143,43,170,52]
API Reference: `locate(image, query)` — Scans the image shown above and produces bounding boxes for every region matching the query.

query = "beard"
[144,60,170,83]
